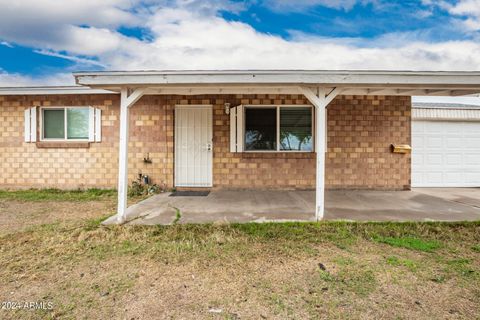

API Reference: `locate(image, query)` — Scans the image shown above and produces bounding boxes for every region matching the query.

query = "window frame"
[243,105,315,153]
[40,106,91,142]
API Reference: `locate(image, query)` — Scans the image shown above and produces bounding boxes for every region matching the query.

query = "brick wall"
[0,94,411,190]
[326,95,411,190]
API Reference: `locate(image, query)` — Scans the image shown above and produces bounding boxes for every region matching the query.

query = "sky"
[0,0,480,104]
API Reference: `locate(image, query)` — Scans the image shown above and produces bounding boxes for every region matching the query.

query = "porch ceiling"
[73,70,480,97]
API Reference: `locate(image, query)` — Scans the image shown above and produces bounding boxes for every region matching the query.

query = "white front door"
[174,105,213,187]
[412,120,480,187]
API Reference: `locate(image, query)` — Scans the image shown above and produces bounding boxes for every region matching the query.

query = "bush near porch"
[0,189,479,319]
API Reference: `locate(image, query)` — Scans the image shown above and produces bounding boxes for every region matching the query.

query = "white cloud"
[95,7,480,71]
[433,0,480,31]
[1,41,13,48]
[261,0,361,11]
[0,70,74,86]
[1,0,480,88]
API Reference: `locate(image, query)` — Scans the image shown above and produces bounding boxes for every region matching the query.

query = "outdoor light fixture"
[224,103,231,115]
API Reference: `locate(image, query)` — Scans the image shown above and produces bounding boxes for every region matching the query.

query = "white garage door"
[412,120,480,187]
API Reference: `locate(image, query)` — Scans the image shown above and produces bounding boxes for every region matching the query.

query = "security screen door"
[174,105,213,187]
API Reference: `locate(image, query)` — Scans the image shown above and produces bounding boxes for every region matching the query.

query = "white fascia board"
[74,70,480,88]
[0,86,114,95]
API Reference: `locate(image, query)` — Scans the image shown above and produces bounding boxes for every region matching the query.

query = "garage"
[412,104,480,187]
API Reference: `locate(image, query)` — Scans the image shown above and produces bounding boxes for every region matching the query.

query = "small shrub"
[128,181,165,197]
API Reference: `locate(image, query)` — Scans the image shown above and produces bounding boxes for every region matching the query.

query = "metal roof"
[413,103,480,121]
[413,102,480,109]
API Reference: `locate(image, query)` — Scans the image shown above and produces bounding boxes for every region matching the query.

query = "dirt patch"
[0,199,115,235]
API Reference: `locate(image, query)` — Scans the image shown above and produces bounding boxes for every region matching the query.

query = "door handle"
[206,143,212,151]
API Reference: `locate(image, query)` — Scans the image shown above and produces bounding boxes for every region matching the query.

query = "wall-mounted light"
[224,103,231,115]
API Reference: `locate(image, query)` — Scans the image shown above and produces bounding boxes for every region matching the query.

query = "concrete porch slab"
[103,188,480,225]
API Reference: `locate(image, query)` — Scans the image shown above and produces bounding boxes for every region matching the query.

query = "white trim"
[236,105,244,152]
[30,107,37,142]
[74,70,480,88]
[0,86,113,95]
[95,108,102,142]
[117,87,145,223]
[88,106,95,142]
[39,106,92,142]
[24,109,31,142]
[230,106,237,152]
[300,87,340,221]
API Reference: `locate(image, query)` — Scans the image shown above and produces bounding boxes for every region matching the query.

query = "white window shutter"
[88,106,95,142]
[229,105,244,152]
[30,107,37,142]
[95,108,102,142]
[229,106,237,152]
[24,108,31,142]
[236,105,244,152]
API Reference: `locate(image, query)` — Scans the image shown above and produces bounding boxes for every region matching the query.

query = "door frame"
[174,105,213,188]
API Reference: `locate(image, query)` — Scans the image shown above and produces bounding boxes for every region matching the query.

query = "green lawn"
[0,189,479,319]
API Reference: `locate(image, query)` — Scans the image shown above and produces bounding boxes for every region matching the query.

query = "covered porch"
[102,188,480,225]
[73,70,480,223]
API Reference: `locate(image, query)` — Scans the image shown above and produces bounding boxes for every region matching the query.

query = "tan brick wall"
[0,94,175,189]
[326,95,411,190]
[0,94,411,190]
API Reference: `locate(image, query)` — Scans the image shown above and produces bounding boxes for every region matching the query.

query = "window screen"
[67,108,89,139]
[280,107,313,151]
[43,109,65,139]
[245,108,277,151]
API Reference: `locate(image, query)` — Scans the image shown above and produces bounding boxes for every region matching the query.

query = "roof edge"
[0,86,114,95]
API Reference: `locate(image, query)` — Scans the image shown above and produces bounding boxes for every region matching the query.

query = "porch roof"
[73,70,480,97]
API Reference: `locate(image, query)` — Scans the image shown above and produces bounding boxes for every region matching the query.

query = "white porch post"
[300,87,341,221]
[117,87,145,223]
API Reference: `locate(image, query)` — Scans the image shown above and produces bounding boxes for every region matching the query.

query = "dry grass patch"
[0,193,479,319]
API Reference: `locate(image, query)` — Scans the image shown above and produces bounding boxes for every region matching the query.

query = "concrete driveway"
[103,188,480,225]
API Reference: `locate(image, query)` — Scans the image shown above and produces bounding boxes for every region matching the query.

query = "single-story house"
[0,70,479,222]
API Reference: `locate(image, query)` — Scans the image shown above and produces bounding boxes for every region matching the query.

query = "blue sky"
[0,0,479,86]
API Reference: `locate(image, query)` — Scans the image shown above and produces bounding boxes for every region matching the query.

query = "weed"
[374,236,442,252]
[386,256,417,271]
[447,258,477,278]
[172,207,182,224]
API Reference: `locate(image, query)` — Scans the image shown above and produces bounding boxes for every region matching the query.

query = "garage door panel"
[412,136,424,147]
[426,154,443,165]
[412,155,424,166]
[412,120,480,187]
[466,136,480,145]
[445,154,462,165]
[446,137,464,148]
[427,122,445,132]
[444,172,464,184]
[425,136,443,148]
[465,153,480,165]
[425,172,443,184]
[412,122,424,133]
[465,172,480,183]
